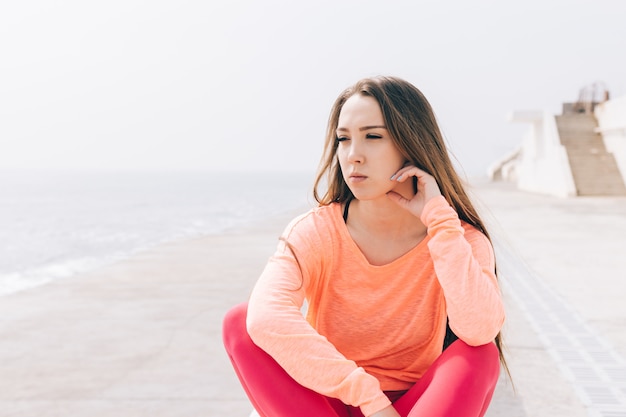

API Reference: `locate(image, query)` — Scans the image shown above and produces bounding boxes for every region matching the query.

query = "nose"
[347,140,364,164]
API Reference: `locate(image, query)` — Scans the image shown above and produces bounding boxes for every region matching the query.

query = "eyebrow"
[336,125,387,132]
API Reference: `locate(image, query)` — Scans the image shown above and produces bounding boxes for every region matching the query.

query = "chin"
[349,189,387,202]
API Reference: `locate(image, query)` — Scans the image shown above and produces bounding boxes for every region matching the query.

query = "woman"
[223,76,506,417]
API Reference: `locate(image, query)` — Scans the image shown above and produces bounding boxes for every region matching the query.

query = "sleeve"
[420,196,505,346]
[246,212,391,416]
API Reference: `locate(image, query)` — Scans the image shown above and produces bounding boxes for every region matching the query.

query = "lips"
[349,173,368,182]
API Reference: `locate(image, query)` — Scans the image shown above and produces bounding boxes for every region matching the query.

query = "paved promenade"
[473,181,626,417]
[0,181,624,416]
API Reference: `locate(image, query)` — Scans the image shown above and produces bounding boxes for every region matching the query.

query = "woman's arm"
[421,196,505,345]
[246,214,392,416]
[388,166,504,345]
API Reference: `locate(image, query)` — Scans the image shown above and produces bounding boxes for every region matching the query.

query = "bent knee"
[449,340,501,381]
[222,302,249,353]
[451,339,499,359]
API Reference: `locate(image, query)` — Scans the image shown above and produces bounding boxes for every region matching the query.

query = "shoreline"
[0,203,312,299]
[0,169,315,300]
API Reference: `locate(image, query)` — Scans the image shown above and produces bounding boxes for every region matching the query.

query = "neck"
[350,195,426,239]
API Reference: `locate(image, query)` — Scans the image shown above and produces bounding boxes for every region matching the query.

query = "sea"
[0,169,315,297]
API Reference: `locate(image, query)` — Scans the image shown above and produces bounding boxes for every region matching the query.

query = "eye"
[336,136,349,142]
[366,133,382,139]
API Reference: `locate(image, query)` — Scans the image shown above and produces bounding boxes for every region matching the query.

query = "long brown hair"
[313,75,510,377]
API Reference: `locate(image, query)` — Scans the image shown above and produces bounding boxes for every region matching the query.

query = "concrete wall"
[594,96,626,184]
[507,111,577,197]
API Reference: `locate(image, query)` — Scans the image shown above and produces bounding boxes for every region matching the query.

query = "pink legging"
[223,303,500,417]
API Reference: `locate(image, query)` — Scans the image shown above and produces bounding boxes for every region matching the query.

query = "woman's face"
[336,94,408,201]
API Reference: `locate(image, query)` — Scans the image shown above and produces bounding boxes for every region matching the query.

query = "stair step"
[568,154,615,160]
[577,187,626,196]
[569,163,622,172]
[562,148,605,152]
[563,139,604,142]
[557,121,597,126]
[555,113,626,196]
[559,132,602,141]
[561,143,606,149]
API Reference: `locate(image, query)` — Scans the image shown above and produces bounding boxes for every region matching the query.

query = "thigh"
[223,303,349,417]
[393,340,500,417]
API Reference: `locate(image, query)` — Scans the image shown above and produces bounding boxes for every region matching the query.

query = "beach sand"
[1,181,624,416]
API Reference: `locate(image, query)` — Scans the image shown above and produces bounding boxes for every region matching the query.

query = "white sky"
[1,0,625,176]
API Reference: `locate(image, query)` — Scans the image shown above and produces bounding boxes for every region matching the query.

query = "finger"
[395,165,426,179]
[391,166,426,182]
[386,191,411,208]
[390,166,414,181]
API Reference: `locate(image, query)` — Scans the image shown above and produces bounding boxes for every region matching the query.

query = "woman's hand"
[370,404,401,417]
[387,165,442,217]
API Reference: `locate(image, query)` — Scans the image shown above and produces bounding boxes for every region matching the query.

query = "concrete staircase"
[555,113,626,196]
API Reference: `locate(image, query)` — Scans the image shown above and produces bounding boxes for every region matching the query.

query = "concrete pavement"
[474,180,626,417]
